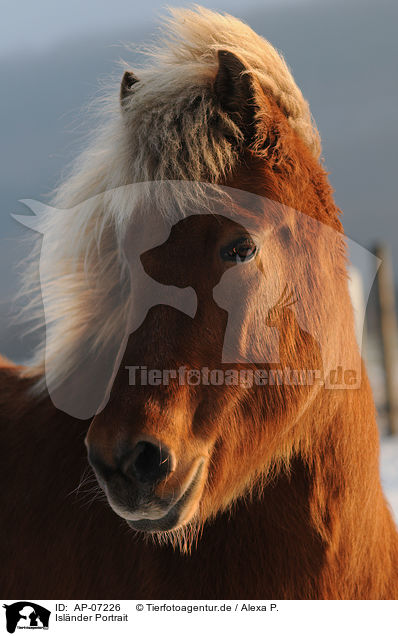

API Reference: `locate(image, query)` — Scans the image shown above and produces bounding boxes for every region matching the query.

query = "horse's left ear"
[120,70,139,109]
[214,50,259,143]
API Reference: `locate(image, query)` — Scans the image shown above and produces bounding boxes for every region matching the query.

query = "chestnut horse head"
[21,7,361,548]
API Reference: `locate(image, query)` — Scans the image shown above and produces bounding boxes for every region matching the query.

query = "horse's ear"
[120,70,139,109]
[214,50,259,143]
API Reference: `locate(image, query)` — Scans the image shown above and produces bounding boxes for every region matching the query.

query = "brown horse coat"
[2,7,398,599]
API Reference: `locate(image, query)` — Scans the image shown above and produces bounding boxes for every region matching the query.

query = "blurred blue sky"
[0,0,306,57]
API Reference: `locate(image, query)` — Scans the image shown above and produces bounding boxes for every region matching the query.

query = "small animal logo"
[2,602,50,633]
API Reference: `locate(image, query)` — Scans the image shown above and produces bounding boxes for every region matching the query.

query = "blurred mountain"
[1,0,397,361]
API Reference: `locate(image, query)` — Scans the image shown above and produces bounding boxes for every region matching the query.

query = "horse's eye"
[221,237,257,263]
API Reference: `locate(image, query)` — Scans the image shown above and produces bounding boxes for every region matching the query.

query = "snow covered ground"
[363,334,398,525]
[380,436,398,525]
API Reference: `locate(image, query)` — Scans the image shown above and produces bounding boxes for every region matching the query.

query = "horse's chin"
[115,459,205,533]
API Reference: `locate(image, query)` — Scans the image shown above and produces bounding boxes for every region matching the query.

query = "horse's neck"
[190,455,329,598]
[189,376,398,599]
[3,364,398,598]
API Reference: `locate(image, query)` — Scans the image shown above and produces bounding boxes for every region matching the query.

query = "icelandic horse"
[1,7,397,599]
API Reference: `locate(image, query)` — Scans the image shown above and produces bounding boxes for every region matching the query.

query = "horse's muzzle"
[87,436,205,532]
[126,460,204,532]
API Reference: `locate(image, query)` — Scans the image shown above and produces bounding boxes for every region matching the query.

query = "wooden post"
[374,243,398,435]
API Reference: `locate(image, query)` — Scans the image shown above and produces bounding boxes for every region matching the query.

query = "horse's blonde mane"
[20,6,321,392]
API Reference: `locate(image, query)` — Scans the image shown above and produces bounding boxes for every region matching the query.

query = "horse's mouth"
[124,460,205,533]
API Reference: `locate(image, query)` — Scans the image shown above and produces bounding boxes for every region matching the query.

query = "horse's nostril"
[127,441,172,485]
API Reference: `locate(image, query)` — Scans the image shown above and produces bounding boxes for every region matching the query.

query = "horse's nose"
[88,439,174,486]
[125,440,173,485]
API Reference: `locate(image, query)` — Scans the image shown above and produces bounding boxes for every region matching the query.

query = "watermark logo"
[12,181,379,418]
[3,603,51,633]
[125,365,358,388]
